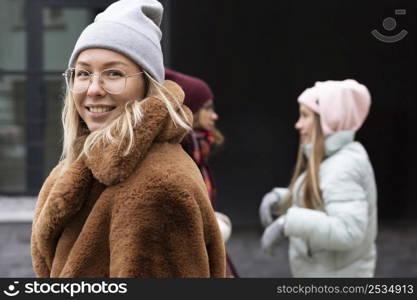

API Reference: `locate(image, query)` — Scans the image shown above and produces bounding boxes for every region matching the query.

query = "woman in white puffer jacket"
[259,79,377,277]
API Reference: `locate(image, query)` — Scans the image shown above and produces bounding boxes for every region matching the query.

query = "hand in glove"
[261,215,287,256]
[259,190,280,227]
[215,211,232,243]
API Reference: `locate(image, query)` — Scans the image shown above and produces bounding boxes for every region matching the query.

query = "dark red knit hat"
[165,68,214,113]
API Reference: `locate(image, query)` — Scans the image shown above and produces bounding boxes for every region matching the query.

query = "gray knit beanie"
[68,0,164,83]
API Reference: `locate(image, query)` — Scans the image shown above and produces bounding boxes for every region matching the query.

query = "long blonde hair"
[60,70,191,172]
[280,113,325,213]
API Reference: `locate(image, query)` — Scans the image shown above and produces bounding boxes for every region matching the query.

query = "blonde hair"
[279,113,325,213]
[60,70,191,172]
[211,127,225,148]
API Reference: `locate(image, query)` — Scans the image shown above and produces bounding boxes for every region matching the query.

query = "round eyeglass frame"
[62,68,144,94]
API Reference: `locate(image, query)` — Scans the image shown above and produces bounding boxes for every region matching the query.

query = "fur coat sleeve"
[31,162,64,277]
[109,177,225,277]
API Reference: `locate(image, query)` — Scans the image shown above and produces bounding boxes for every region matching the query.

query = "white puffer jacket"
[273,131,377,277]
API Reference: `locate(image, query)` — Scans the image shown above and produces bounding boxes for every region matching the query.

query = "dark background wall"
[168,0,417,225]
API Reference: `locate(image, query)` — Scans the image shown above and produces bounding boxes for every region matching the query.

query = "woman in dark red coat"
[165,68,239,277]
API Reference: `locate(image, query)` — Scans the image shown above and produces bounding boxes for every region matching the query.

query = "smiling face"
[195,100,218,131]
[295,103,316,144]
[72,48,146,132]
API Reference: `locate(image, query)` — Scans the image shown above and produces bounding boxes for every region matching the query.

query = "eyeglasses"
[62,68,143,94]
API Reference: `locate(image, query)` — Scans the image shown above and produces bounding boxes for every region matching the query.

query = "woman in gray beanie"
[31,0,226,278]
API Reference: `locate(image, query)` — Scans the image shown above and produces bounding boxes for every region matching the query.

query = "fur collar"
[86,80,191,186]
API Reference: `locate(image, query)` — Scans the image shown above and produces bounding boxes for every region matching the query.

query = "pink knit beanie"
[297,79,371,136]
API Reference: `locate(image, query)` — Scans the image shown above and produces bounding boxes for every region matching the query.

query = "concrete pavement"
[1,220,416,277]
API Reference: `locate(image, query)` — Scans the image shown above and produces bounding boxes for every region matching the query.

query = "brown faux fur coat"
[31,81,226,278]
